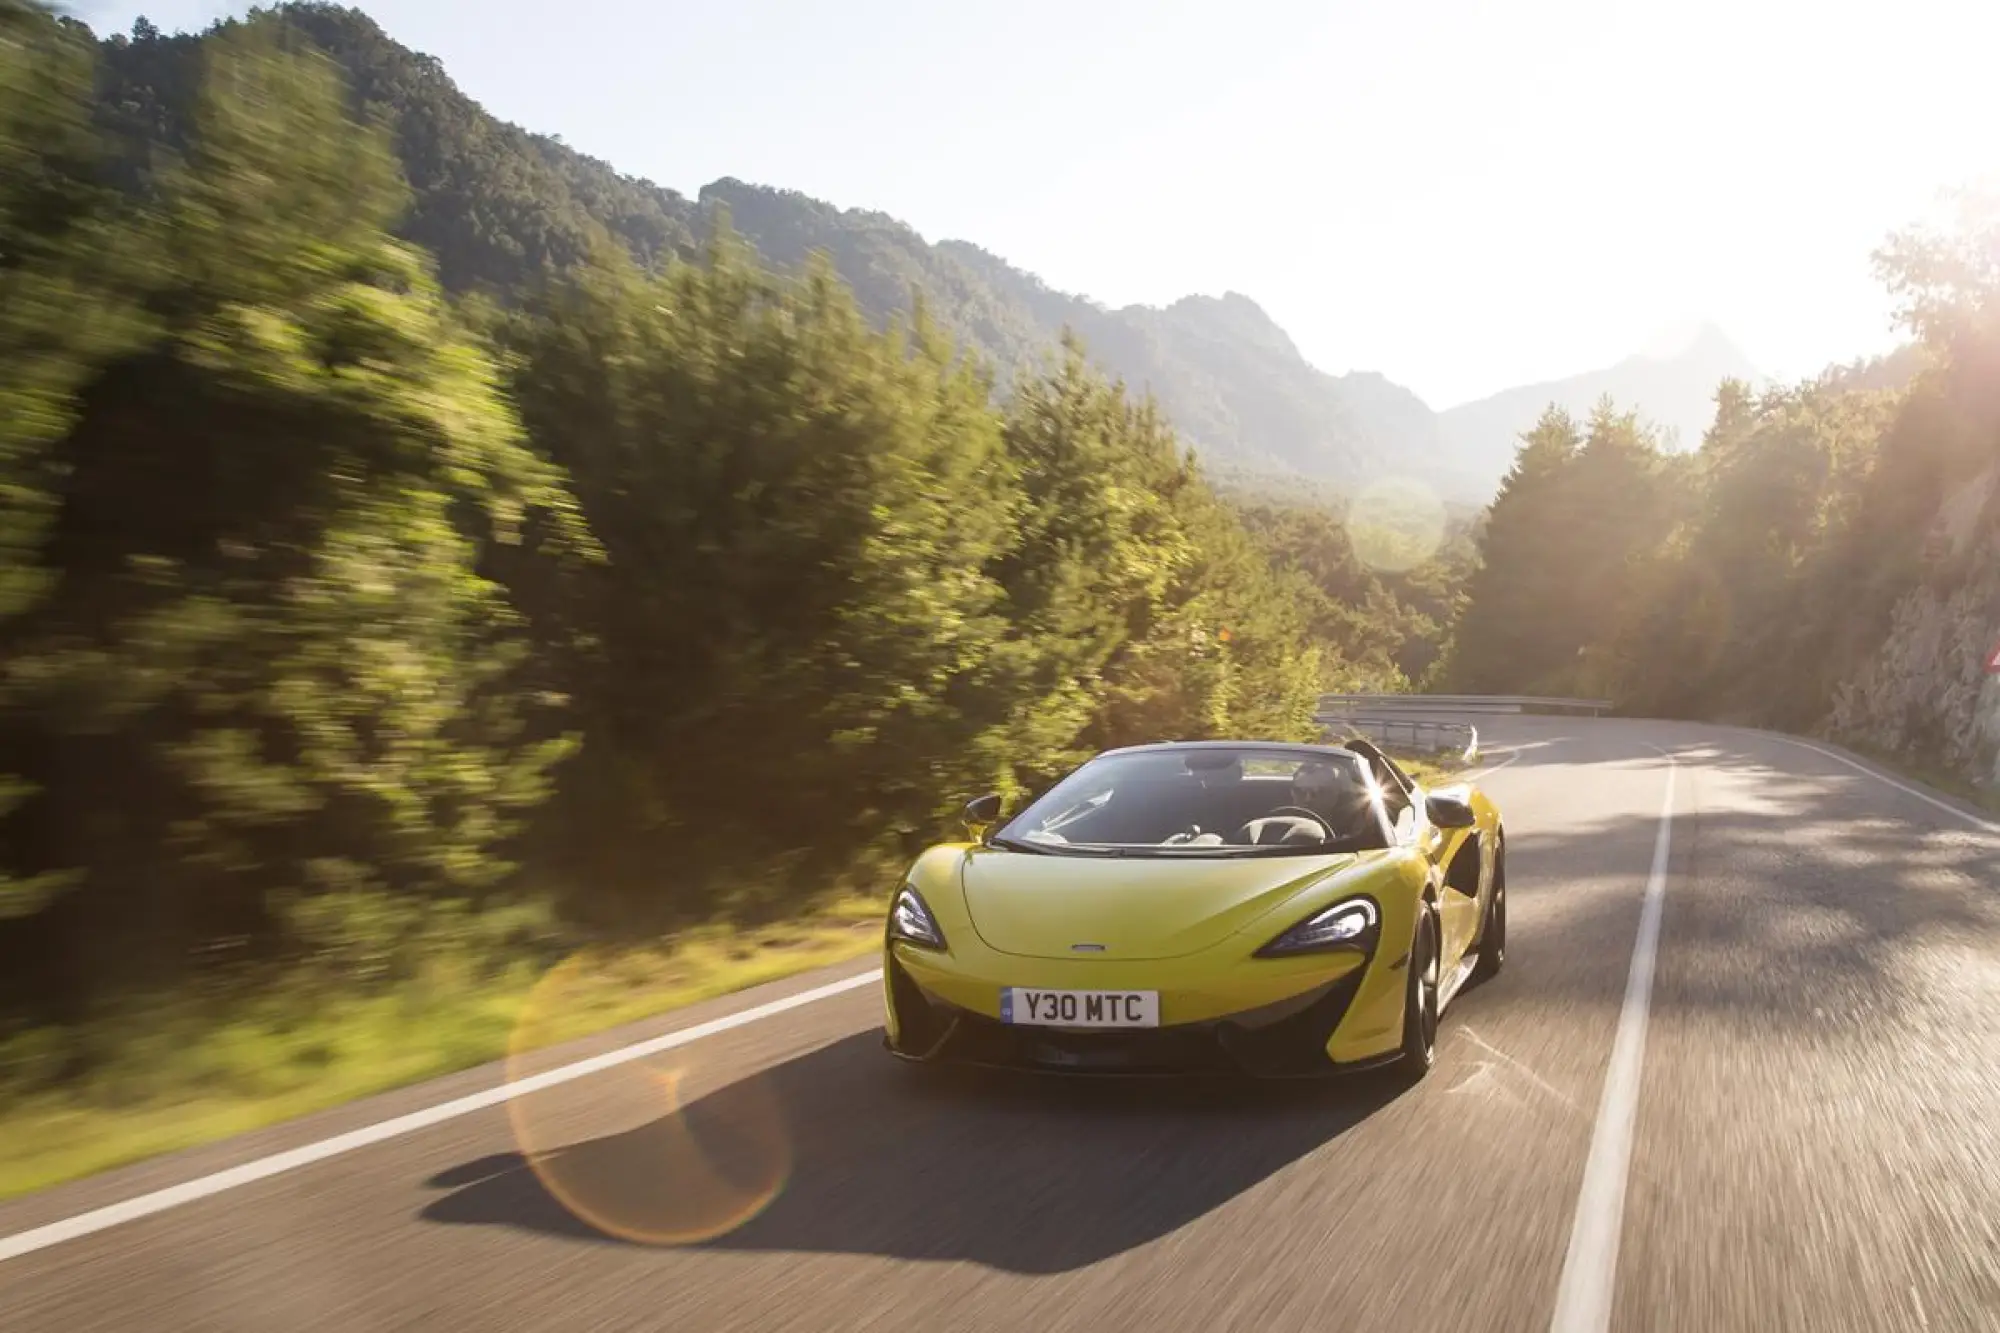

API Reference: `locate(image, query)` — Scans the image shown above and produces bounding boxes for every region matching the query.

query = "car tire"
[1396,901,1441,1077]
[1471,835,1507,983]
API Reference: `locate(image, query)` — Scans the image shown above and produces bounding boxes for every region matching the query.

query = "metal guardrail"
[1321,716,1481,760]
[1316,693,1612,717]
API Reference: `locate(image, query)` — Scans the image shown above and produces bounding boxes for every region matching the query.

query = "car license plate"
[1001,988,1159,1028]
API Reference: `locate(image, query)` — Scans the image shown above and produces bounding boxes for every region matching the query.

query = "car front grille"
[888,961,1371,1078]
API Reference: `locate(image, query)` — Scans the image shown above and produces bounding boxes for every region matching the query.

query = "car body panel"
[959,846,1373,960]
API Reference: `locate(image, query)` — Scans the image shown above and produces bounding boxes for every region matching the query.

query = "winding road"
[3,718,1997,1331]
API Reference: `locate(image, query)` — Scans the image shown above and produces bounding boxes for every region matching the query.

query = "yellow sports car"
[882,739,1505,1078]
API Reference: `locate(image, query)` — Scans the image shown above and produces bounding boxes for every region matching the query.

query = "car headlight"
[889,884,946,950]
[1255,895,1380,957]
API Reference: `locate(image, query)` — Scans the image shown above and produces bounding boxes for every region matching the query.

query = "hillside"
[83,7,1431,493]
[83,2,1750,507]
[85,4,1778,507]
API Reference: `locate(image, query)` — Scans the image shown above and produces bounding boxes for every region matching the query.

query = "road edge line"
[1757,734,1998,835]
[0,968,884,1266]
[1548,748,1678,1333]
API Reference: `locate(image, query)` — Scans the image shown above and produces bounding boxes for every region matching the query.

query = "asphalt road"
[3,719,1997,1331]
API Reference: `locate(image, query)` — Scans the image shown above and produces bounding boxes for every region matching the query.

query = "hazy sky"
[66,0,2000,408]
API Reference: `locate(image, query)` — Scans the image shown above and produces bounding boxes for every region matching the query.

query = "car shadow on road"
[416,1031,1412,1273]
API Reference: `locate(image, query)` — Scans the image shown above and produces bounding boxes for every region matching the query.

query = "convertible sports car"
[881,738,1506,1079]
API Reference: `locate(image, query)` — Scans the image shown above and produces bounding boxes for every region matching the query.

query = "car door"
[1368,751,1478,972]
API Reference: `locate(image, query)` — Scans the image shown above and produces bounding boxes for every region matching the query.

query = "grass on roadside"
[0,896,885,1202]
[1332,737,1475,788]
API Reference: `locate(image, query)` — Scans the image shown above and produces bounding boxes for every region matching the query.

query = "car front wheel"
[1396,901,1440,1077]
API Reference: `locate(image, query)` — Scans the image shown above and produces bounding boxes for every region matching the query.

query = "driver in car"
[1290,759,1370,834]
[1229,760,1363,847]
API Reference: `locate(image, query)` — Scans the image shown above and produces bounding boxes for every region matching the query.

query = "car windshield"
[990,746,1391,857]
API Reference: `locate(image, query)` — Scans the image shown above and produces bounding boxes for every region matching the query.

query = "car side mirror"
[962,792,1004,839]
[897,828,926,860]
[1424,788,1477,830]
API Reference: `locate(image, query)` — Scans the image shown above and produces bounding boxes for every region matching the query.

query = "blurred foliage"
[1444,191,2000,756]
[0,14,588,1031]
[0,3,1448,1058]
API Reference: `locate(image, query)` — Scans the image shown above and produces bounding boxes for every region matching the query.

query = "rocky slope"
[1830,464,2000,790]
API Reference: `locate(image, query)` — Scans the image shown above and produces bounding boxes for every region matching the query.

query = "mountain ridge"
[94,3,1767,505]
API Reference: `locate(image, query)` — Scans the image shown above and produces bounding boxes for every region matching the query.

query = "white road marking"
[1465,749,1523,782]
[1762,734,1998,835]
[0,968,884,1266]
[1442,1059,1526,1106]
[1460,1026,1585,1117]
[1548,751,1678,1333]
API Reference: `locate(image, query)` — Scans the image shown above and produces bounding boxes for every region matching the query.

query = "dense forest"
[0,2,1459,1044]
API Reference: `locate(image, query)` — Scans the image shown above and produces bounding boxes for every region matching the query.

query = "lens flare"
[502,952,791,1244]
[1346,476,1448,574]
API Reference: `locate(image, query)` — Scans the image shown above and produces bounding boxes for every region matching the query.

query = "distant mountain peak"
[1155,291,1301,361]
[1635,319,1751,367]
[1158,290,1272,319]
[1436,320,1770,493]
[1189,290,1268,312]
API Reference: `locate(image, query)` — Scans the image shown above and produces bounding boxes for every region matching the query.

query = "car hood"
[958,846,1374,961]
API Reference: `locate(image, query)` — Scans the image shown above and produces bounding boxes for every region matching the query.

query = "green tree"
[1440,407,1582,693]
[981,337,1332,767]
[501,230,1021,921]
[980,339,1198,774]
[1444,401,1677,698]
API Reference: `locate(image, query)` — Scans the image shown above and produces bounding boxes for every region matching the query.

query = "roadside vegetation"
[0,897,882,1199]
